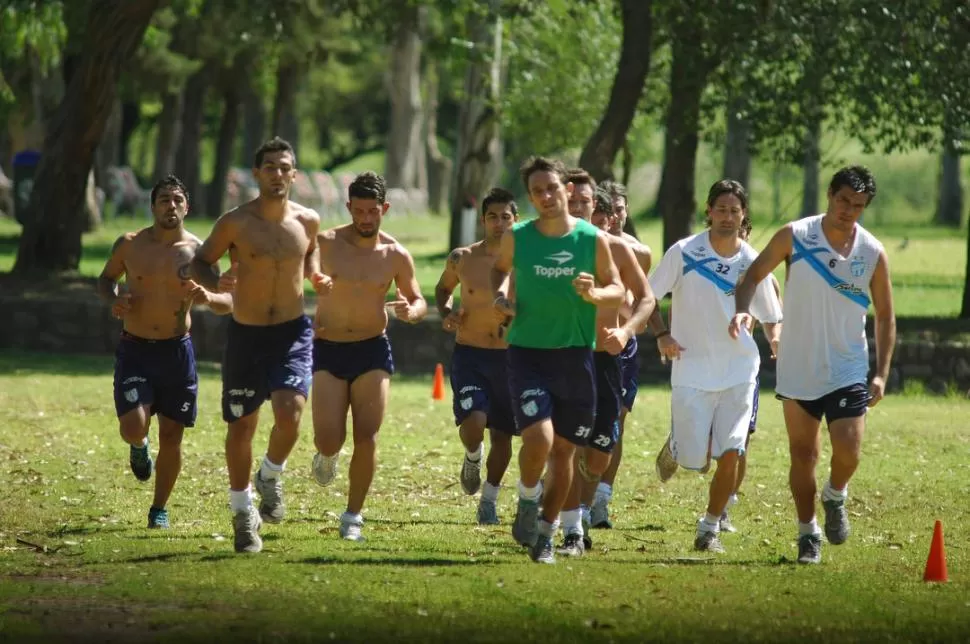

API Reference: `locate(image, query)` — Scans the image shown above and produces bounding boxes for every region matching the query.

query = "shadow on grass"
[296,555,484,567]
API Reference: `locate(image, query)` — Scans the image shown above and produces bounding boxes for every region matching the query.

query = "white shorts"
[669,381,756,470]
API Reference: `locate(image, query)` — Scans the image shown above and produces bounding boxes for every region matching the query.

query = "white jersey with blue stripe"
[776,214,883,400]
[650,231,782,391]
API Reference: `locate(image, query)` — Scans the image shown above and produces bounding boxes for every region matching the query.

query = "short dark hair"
[519,156,567,191]
[348,171,387,203]
[829,165,876,204]
[150,174,189,206]
[482,187,517,217]
[593,188,612,215]
[565,168,596,192]
[254,136,296,168]
[600,179,627,205]
[705,179,751,239]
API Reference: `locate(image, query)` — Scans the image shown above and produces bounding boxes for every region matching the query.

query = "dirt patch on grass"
[0,271,99,300]
[4,597,175,643]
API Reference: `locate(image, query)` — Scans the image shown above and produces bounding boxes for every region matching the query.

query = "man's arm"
[615,242,656,335]
[392,246,428,323]
[303,211,322,279]
[630,239,652,276]
[589,231,624,306]
[97,234,130,303]
[435,248,463,317]
[490,230,514,301]
[191,214,235,291]
[868,250,896,406]
[735,225,792,315]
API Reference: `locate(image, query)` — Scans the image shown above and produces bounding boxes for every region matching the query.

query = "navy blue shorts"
[749,376,760,434]
[619,336,639,411]
[777,383,870,425]
[222,316,313,422]
[450,344,516,436]
[591,351,622,453]
[312,334,395,382]
[507,345,595,445]
[113,332,197,427]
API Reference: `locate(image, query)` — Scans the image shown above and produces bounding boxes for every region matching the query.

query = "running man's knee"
[118,408,149,444]
[156,418,185,448]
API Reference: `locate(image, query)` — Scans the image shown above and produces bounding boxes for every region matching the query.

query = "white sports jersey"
[776,214,884,400]
[650,232,782,391]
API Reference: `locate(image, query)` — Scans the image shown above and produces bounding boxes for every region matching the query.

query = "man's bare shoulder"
[288,200,320,225]
[446,244,475,268]
[111,230,142,254]
[620,232,651,254]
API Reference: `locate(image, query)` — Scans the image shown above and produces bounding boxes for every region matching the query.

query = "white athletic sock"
[465,444,483,462]
[798,518,821,536]
[538,518,559,538]
[229,486,252,514]
[341,511,363,526]
[482,481,500,502]
[134,436,148,448]
[699,513,720,534]
[560,509,583,536]
[594,482,613,504]
[517,480,542,502]
[727,493,739,508]
[260,456,285,480]
[580,504,591,525]
[821,479,847,502]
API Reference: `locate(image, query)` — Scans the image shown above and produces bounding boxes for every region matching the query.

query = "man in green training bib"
[490,156,624,564]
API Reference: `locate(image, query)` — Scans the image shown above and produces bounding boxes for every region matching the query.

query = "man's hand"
[387,288,416,323]
[601,326,631,356]
[310,271,333,295]
[182,279,214,307]
[728,313,753,340]
[657,334,686,362]
[769,337,780,359]
[111,292,133,320]
[572,272,597,304]
[218,262,238,293]
[442,308,466,333]
[868,375,886,408]
[493,294,515,318]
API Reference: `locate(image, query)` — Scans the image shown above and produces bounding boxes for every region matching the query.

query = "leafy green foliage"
[0,1,67,103]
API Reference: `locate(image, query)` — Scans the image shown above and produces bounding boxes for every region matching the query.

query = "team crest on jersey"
[850,256,867,278]
[124,388,139,403]
[460,397,473,410]
[230,403,244,418]
[521,400,539,417]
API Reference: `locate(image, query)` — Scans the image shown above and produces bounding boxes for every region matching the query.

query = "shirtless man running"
[192,137,321,553]
[99,175,232,529]
[309,171,427,542]
[435,187,519,525]
[590,179,653,529]
[557,177,656,556]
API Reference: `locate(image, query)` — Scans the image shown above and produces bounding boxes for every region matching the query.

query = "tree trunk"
[578,0,653,181]
[240,88,266,167]
[799,117,821,218]
[660,38,713,251]
[449,0,503,250]
[385,7,425,190]
[936,138,963,227]
[118,100,140,167]
[424,65,452,215]
[722,103,751,188]
[207,83,242,219]
[95,97,122,190]
[175,66,209,207]
[153,91,183,182]
[14,0,160,274]
[271,61,302,158]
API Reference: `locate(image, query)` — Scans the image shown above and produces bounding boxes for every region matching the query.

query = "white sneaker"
[312,452,339,487]
[339,517,365,542]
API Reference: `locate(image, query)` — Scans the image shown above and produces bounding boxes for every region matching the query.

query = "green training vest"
[506,218,598,349]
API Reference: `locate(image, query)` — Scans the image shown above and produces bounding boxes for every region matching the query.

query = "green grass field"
[1,350,969,642]
[0,210,965,317]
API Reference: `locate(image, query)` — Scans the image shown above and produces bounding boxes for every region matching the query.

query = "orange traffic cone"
[923,520,949,583]
[432,363,446,401]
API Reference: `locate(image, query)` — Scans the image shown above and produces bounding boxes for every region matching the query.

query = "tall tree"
[578,0,654,181]
[385,4,427,191]
[15,0,161,274]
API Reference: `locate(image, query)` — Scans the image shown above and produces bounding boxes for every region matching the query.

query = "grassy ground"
[1,350,969,642]
[1,211,965,317]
